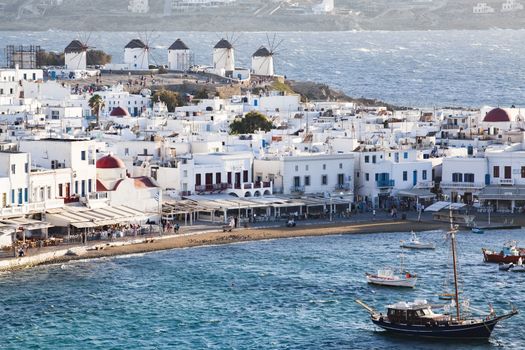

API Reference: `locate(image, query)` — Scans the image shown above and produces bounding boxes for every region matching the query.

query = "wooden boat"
[357,220,518,340]
[482,241,525,263]
[366,269,417,288]
[400,232,435,250]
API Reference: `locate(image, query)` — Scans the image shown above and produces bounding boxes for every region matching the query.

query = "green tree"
[37,51,64,66]
[88,94,105,127]
[152,89,182,112]
[86,50,112,66]
[230,111,274,135]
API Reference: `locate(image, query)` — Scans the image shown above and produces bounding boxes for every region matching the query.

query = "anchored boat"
[400,231,435,250]
[357,224,518,340]
[366,269,417,288]
[482,241,525,263]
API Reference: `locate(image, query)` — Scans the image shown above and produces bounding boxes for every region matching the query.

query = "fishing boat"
[482,241,525,263]
[471,227,484,234]
[357,223,518,339]
[366,269,417,288]
[400,232,435,250]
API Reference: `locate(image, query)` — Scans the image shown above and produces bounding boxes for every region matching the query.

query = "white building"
[254,153,354,197]
[213,39,235,74]
[124,39,149,71]
[168,39,192,71]
[19,139,97,200]
[251,47,274,77]
[0,151,30,209]
[64,40,87,71]
[92,84,151,117]
[129,0,149,13]
[313,0,334,14]
[473,3,495,13]
[501,0,523,11]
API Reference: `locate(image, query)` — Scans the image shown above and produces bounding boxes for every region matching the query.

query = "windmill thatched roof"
[169,39,189,50]
[253,46,272,57]
[125,39,147,49]
[65,40,87,53]
[214,38,233,49]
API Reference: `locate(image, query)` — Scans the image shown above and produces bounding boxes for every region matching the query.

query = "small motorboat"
[366,268,417,288]
[401,232,435,250]
[499,263,514,271]
[471,227,484,234]
[510,258,525,273]
[482,241,525,263]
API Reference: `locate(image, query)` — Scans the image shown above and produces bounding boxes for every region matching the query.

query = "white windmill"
[124,38,150,70]
[213,38,235,74]
[251,34,283,77]
[64,39,89,70]
[168,39,192,71]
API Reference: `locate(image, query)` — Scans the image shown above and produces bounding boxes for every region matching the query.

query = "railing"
[335,183,352,190]
[0,199,64,218]
[376,180,395,188]
[290,186,305,193]
[180,191,192,197]
[88,192,108,200]
[416,181,435,189]
[440,182,485,189]
[497,178,515,186]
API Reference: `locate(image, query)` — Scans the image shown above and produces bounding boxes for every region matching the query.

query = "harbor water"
[1,30,525,108]
[1,229,525,349]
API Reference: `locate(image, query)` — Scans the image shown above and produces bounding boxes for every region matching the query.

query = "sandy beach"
[0,219,449,272]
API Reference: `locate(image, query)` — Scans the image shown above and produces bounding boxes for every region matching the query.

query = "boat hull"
[371,313,515,339]
[401,243,435,250]
[482,249,525,263]
[366,275,417,288]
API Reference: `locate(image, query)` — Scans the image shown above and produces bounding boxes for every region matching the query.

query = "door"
[2,193,6,207]
[18,189,23,205]
[413,170,418,186]
[205,173,213,186]
[65,183,70,198]
[235,172,241,186]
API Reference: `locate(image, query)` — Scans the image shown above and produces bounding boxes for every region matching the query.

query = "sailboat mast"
[451,229,461,321]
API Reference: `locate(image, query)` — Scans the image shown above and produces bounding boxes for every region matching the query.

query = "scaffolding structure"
[5,45,42,69]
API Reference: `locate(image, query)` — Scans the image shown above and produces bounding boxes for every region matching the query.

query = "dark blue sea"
[1,30,525,107]
[1,229,525,349]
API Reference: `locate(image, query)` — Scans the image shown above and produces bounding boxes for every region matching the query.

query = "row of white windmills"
[63,36,279,77]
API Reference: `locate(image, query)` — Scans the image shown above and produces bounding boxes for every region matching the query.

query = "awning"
[478,186,525,201]
[0,218,53,231]
[47,205,148,228]
[397,189,436,199]
[424,201,466,212]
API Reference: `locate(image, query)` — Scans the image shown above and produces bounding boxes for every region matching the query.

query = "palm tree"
[88,94,104,127]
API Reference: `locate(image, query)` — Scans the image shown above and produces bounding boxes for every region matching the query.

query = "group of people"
[160,219,180,235]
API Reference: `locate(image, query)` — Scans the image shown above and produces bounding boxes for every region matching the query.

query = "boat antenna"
[449,204,461,321]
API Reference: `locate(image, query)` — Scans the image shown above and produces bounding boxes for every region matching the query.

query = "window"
[504,166,511,179]
[452,173,463,183]
[24,188,28,202]
[59,184,63,197]
[464,173,475,183]
[322,175,328,185]
[88,179,92,192]
[372,155,376,164]
[47,187,51,199]
[403,171,408,182]
[403,152,408,159]
[339,163,343,169]
[294,176,301,187]
[323,164,326,170]
[11,164,15,174]
[365,173,370,181]
[493,166,500,178]
[304,176,310,186]
[195,174,201,186]
[295,165,299,172]
[243,170,249,183]
[365,155,370,163]
[356,172,360,178]
[125,148,129,156]
[183,170,188,178]
[216,173,221,184]
[375,173,379,181]
[422,170,427,180]
[522,167,525,178]
[81,151,86,161]
[338,174,344,185]
[305,165,309,171]
[25,163,28,173]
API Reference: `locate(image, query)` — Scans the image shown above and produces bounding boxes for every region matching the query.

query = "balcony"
[0,199,64,218]
[335,183,352,191]
[290,186,305,194]
[377,179,395,188]
[497,178,515,186]
[416,181,435,189]
[440,181,485,189]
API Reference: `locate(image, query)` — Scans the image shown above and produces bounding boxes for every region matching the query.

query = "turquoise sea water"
[1,229,525,349]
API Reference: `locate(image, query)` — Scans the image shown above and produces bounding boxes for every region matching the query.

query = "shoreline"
[0,220,449,273]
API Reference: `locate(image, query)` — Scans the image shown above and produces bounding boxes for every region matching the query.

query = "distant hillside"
[0,0,524,31]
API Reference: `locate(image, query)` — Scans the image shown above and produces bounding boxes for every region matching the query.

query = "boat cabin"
[385,300,448,325]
